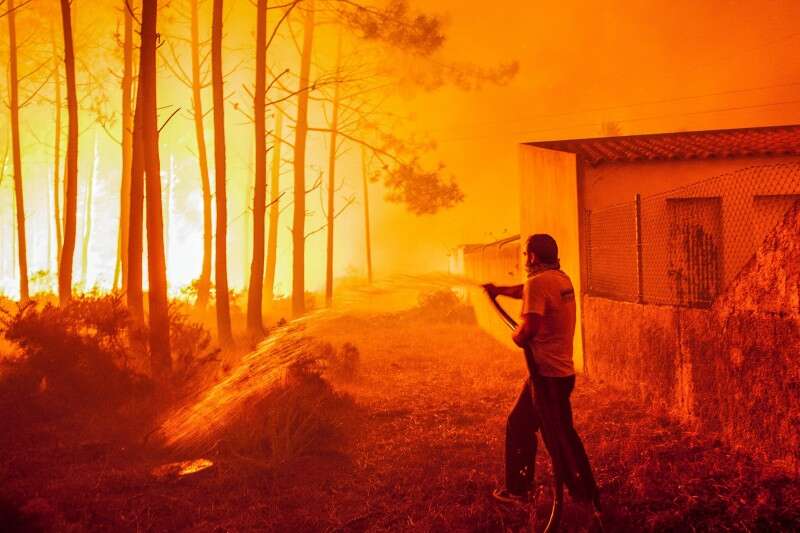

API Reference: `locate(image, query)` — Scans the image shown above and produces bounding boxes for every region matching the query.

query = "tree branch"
[0,0,32,18]
[305,171,323,194]
[161,41,193,88]
[304,196,355,239]
[308,126,403,166]
[19,57,51,83]
[124,0,142,28]
[266,0,300,51]
[19,68,55,108]
[158,107,182,133]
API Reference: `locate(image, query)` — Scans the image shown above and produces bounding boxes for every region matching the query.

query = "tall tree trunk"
[1,147,10,279]
[11,186,18,280]
[212,0,233,345]
[47,169,52,273]
[139,0,171,377]
[51,24,63,265]
[324,36,342,307]
[164,154,174,273]
[292,0,314,317]
[191,0,213,309]
[80,134,97,289]
[246,0,268,337]
[243,143,252,287]
[361,144,373,284]
[127,97,145,324]
[114,2,134,293]
[8,0,29,302]
[58,0,79,305]
[263,109,282,304]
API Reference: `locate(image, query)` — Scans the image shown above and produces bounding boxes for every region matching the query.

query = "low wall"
[584,201,800,473]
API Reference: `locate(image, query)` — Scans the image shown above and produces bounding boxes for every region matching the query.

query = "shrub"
[225,343,358,467]
[264,362,355,465]
[0,295,151,412]
[327,342,360,382]
[415,289,476,323]
[168,303,219,386]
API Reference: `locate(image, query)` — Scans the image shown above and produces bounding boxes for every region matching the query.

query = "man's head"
[525,233,559,272]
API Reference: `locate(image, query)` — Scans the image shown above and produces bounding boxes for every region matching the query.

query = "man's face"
[524,250,537,272]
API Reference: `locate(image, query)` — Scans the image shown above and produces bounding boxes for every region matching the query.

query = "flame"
[151,458,214,478]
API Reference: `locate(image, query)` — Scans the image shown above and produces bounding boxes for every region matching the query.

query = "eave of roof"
[459,234,520,252]
[526,124,800,166]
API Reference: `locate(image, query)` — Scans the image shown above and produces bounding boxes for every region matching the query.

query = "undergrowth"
[410,289,476,324]
[0,295,218,421]
[0,295,149,414]
[224,353,359,468]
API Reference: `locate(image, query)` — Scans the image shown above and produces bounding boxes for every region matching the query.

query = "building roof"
[527,124,800,167]
[460,235,519,253]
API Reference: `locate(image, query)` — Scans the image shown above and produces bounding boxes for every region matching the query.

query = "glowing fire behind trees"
[0,0,520,356]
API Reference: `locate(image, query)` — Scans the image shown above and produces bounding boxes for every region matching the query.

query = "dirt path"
[2,314,798,531]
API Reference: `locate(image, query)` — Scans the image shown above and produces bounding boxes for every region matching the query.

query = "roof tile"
[528,124,800,166]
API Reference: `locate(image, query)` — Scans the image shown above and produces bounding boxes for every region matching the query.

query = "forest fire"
[2,0,800,531]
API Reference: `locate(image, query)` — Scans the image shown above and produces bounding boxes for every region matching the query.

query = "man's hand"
[482,283,498,298]
[511,326,525,348]
[482,283,523,300]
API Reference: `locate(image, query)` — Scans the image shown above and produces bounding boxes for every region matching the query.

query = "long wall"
[460,237,522,350]
[583,200,800,473]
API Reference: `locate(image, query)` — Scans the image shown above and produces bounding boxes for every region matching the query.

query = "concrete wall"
[519,145,585,371]
[584,200,800,473]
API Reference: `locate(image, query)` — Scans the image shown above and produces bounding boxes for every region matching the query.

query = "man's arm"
[482,283,524,300]
[512,313,541,348]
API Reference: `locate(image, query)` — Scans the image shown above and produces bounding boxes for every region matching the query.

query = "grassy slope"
[1,313,799,531]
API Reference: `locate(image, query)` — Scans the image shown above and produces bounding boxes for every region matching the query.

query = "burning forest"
[2,1,800,531]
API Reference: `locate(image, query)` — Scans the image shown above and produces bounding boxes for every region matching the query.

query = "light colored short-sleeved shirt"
[521,269,576,377]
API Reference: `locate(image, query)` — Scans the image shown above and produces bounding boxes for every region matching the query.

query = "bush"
[225,343,358,466]
[214,335,357,468]
[0,295,151,412]
[327,342,360,382]
[168,303,219,386]
[414,289,476,323]
[0,296,219,415]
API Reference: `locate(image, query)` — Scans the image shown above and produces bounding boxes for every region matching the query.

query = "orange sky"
[3,0,800,298]
[380,0,800,274]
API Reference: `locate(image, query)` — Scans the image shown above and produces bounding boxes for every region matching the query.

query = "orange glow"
[151,458,214,477]
[3,1,800,301]
[3,4,800,531]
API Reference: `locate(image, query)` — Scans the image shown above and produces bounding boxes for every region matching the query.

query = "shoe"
[492,488,529,505]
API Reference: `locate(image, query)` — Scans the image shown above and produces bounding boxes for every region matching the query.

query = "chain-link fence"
[583,162,800,307]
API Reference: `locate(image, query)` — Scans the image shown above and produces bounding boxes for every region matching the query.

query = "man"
[484,233,598,507]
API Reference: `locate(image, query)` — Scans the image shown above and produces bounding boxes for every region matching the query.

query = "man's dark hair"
[526,233,558,263]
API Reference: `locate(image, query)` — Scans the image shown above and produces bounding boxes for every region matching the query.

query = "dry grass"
[1,300,798,531]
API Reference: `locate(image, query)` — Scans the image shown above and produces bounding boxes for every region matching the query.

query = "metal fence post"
[635,193,644,303]
[584,208,592,294]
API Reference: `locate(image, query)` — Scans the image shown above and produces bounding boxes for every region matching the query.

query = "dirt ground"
[2,311,799,532]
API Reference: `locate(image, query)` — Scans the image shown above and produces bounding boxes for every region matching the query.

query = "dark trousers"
[505,375,598,502]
